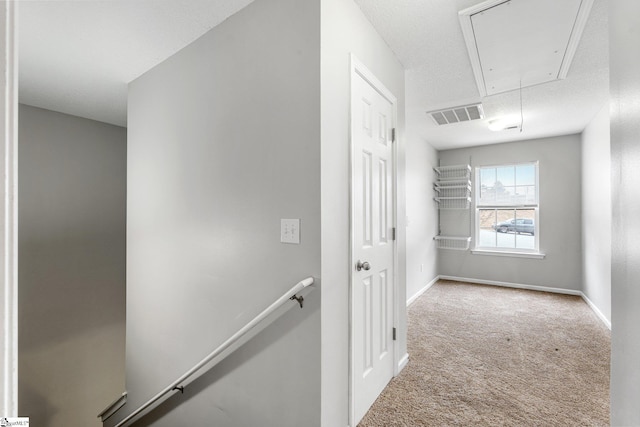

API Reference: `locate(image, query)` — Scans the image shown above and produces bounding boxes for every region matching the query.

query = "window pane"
[479,168,496,205]
[516,164,535,186]
[515,185,536,204]
[478,208,536,250]
[514,209,535,249]
[480,168,496,188]
[496,185,516,204]
[478,209,497,247]
[497,166,515,186]
[479,185,494,204]
[495,209,515,248]
[478,163,537,207]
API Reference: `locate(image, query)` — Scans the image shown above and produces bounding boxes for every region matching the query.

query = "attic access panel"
[459,0,594,97]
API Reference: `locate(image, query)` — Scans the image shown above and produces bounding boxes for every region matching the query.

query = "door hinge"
[392,227,396,241]
[392,327,397,341]
[391,128,396,142]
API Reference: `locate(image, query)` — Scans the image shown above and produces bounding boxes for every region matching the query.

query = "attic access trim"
[427,103,485,126]
[458,0,595,97]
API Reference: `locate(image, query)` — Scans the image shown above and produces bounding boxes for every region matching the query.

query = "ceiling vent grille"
[427,103,484,126]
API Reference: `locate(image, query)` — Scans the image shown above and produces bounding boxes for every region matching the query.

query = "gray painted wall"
[18,104,126,426]
[121,0,321,425]
[406,134,438,301]
[320,0,406,425]
[438,135,582,291]
[581,103,611,324]
[610,0,640,423]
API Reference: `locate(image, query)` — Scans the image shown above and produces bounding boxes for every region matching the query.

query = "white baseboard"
[580,292,611,330]
[397,353,409,373]
[438,275,582,296]
[439,275,611,329]
[406,276,439,306]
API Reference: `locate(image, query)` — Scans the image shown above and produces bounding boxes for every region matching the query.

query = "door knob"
[356,260,371,271]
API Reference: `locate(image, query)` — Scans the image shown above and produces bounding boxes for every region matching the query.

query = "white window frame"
[472,162,545,259]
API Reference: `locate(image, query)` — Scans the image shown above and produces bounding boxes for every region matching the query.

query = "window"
[475,162,539,254]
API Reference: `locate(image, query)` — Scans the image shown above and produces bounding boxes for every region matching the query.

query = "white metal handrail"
[111,277,314,427]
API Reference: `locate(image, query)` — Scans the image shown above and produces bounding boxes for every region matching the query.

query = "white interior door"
[351,62,396,426]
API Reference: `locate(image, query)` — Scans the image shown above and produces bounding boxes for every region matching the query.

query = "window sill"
[471,249,546,259]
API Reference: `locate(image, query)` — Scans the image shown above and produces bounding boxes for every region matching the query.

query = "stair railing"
[100,276,314,426]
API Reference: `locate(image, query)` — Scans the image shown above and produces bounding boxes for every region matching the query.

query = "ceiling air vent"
[427,103,484,126]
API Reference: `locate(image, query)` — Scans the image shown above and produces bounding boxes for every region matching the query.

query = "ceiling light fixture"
[488,117,521,132]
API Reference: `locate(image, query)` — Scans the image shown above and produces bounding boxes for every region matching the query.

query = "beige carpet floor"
[358,280,610,427]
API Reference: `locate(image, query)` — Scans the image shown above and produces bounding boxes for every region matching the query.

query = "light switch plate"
[280,219,300,244]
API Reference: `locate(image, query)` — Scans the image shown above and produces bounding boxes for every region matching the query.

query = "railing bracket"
[172,386,184,394]
[290,294,304,308]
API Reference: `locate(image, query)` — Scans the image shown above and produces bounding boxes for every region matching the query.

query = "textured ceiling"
[19,0,255,126]
[354,0,609,149]
[19,0,608,148]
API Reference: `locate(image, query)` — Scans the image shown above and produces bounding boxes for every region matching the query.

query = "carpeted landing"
[358,280,610,427]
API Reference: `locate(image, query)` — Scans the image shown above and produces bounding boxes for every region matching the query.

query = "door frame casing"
[348,54,399,427]
[1,0,19,416]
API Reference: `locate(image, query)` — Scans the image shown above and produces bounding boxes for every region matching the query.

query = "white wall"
[320,0,405,425]
[437,135,582,291]
[405,133,438,301]
[18,105,126,426]
[0,1,19,415]
[610,0,640,423]
[580,103,611,324]
[121,0,321,425]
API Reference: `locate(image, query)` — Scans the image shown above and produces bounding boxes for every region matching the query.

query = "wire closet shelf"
[433,165,472,210]
[434,236,472,251]
[434,163,473,250]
